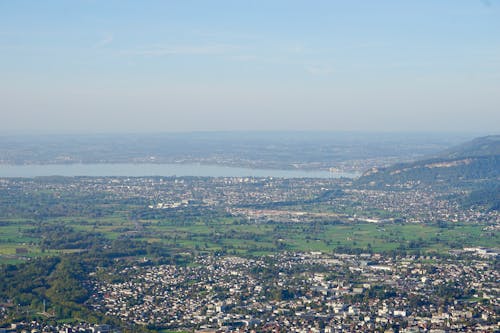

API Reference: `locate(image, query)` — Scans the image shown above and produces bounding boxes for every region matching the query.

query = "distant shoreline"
[0,163,360,179]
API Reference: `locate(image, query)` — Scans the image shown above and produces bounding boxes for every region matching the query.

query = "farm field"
[1,214,497,264]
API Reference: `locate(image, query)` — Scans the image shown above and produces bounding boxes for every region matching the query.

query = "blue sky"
[1,0,499,133]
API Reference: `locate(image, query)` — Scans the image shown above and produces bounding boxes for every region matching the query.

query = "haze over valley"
[1,1,499,332]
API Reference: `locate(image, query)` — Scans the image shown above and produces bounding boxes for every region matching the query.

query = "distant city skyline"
[1,1,499,134]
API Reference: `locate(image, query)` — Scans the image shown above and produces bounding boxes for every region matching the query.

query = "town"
[0,176,497,226]
[87,251,498,332]
[0,174,498,332]
[1,250,498,332]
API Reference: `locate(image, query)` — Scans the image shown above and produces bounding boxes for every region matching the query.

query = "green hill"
[357,135,500,189]
[437,135,500,159]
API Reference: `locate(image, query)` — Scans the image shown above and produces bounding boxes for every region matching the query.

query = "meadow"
[1,212,497,264]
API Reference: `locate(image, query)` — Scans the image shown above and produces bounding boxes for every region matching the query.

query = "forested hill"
[437,135,500,158]
[356,135,500,189]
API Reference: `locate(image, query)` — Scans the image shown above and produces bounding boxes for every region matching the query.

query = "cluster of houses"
[87,251,498,332]
[0,322,113,333]
[332,188,499,224]
[4,176,497,225]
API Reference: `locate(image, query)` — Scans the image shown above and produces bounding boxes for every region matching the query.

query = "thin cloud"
[190,29,261,42]
[229,55,259,62]
[125,44,238,57]
[93,33,114,48]
[306,65,334,76]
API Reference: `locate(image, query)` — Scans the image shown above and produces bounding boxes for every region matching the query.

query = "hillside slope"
[357,135,500,189]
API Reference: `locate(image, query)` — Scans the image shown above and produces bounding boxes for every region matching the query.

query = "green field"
[1,214,498,263]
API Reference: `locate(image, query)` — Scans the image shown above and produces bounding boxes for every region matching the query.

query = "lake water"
[0,163,359,179]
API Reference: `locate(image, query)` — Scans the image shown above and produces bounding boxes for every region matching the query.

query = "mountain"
[438,135,500,158]
[357,135,500,189]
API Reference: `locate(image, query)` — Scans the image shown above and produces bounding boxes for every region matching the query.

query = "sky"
[1,0,499,134]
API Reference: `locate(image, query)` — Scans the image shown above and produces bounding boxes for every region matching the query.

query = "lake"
[0,163,359,179]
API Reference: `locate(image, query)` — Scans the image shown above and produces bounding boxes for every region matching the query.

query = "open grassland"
[1,213,497,263]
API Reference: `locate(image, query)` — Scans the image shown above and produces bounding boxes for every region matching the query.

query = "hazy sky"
[1,1,499,134]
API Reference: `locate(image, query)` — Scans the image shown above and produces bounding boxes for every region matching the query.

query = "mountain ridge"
[357,135,500,189]
[436,135,500,159]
